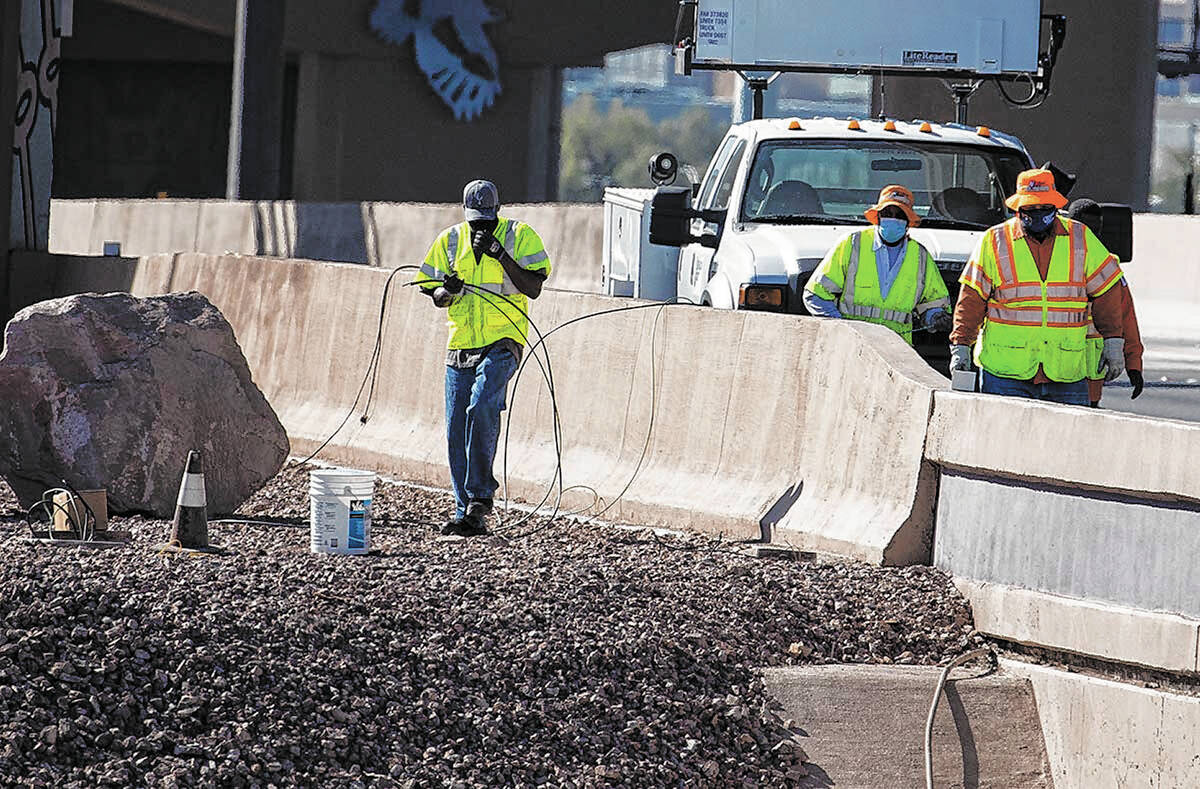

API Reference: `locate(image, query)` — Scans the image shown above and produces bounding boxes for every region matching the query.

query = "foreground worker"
[420,180,552,536]
[949,170,1125,405]
[1067,198,1145,406]
[804,185,951,343]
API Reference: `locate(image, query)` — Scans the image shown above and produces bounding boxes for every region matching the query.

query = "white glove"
[949,344,973,372]
[1100,338,1126,382]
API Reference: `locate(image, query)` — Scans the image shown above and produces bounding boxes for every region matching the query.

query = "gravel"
[0,462,982,787]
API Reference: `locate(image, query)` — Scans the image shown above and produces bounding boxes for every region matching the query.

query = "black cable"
[485,293,698,538]
[995,76,1048,109]
[298,265,419,465]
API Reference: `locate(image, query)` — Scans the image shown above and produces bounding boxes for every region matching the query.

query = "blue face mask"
[1020,207,1058,234]
[878,217,908,245]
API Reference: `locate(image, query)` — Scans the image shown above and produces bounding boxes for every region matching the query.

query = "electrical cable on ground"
[924,645,995,789]
[297,265,420,466]
[27,486,97,542]
[299,264,766,554]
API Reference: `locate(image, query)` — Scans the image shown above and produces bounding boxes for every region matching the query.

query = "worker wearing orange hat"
[948,169,1126,405]
[804,185,951,344]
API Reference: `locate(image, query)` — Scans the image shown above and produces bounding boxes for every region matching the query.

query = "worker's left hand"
[1100,338,1126,383]
[924,309,952,333]
[1128,368,1144,399]
[471,228,504,258]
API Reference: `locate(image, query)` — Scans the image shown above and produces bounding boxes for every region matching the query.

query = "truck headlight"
[738,284,786,311]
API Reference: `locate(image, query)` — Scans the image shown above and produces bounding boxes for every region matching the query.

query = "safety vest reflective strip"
[984,221,1087,327]
[419,222,529,297]
[841,231,930,326]
[422,218,547,349]
[977,218,1093,382]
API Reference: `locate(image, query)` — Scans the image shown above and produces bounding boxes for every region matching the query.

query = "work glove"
[441,273,464,294]
[1128,368,1144,400]
[949,344,973,372]
[1099,338,1126,383]
[471,229,504,259]
[923,309,952,333]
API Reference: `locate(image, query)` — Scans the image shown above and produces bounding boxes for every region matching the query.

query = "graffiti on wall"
[12,0,60,250]
[369,0,502,122]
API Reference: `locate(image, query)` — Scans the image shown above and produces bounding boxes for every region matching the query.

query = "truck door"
[679,136,739,305]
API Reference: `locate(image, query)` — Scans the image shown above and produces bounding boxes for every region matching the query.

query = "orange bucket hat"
[864,185,921,226]
[1006,168,1069,211]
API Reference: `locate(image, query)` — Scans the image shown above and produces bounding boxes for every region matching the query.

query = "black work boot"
[459,500,492,536]
[440,517,467,536]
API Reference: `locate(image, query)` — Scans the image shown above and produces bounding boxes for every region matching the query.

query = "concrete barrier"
[1003,659,1200,789]
[46,199,96,254]
[928,390,1200,673]
[49,199,607,293]
[9,251,943,562]
[1130,213,1200,305]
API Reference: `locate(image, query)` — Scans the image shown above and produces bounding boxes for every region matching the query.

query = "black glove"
[471,229,504,259]
[442,273,464,294]
[1128,368,1144,400]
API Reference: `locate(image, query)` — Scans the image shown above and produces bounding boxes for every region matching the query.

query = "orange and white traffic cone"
[159,450,220,554]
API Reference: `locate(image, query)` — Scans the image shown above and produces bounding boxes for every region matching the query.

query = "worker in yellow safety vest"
[948,169,1126,405]
[803,185,952,344]
[419,180,552,536]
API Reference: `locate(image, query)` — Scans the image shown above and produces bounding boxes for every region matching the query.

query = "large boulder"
[0,292,288,516]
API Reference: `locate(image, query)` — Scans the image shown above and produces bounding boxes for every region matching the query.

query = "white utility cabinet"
[602,188,679,302]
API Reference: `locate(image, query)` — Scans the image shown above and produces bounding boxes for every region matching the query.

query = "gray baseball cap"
[463,179,499,221]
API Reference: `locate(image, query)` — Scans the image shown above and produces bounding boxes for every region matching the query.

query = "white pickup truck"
[639,115,1037,359]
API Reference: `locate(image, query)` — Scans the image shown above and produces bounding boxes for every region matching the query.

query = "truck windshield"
[741,139,1031,229]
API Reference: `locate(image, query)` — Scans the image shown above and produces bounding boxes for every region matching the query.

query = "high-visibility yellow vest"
[420,217,551,350]
[805,226,949,345]
[960,217,1123,383]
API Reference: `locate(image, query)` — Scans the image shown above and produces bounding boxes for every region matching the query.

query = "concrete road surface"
[1098,299,1200,423]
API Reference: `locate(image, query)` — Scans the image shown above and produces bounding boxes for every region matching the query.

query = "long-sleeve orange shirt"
[1088,281,1144,403]
[950,220,1124,383]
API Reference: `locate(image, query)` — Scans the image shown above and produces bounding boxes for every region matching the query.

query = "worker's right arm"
[419,230,459,308]
[803,236,852,318]
[948,232,995,347]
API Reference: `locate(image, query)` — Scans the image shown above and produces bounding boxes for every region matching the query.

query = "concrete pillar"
[872,1,1160,209]
[226,0,286,200]
[0,0,19,322]
[525,65,562,201]
[0,0,20,251]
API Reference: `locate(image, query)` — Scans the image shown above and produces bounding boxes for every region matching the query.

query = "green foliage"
[558,96,727,202]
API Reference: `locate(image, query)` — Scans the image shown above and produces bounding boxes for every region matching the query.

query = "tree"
[559,96,727,202]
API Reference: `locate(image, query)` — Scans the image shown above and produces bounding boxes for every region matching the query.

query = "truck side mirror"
[1098,204,1133,263]
[649,187,694,247]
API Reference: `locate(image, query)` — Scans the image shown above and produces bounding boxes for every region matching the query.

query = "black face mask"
[1019,207,1058,235]
[468,218,499,235]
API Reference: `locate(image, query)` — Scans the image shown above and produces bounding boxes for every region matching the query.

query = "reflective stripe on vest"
[841,231,928,327]
[443,217,532,349]
[977,218,1092,382]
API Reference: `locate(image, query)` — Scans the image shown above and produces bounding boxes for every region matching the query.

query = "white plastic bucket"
[309,468,376,555]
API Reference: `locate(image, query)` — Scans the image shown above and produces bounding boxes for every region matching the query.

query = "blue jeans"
[981,370,1090,406]
[445,348,519,518]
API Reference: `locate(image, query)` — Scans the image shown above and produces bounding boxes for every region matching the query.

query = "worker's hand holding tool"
[1100,338,1126,382]
[924,310,952,333]
[471,229,504,259]
[432,273,464,308]
[1128,368,1144,399]
[949,344,973,373]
